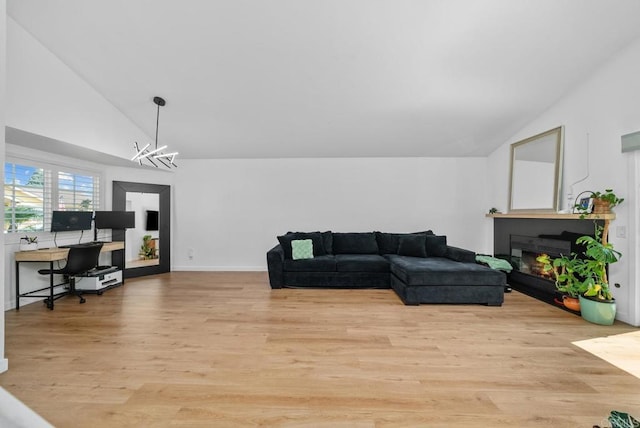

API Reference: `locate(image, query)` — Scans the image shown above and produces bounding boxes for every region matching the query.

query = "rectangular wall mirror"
[125,192,160,269]
[509,126,564,212]
[112,181,170,278]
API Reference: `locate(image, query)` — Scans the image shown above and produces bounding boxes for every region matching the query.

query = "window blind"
[4,161,100,233]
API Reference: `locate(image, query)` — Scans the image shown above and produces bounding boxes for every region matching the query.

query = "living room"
[1,1,640,426]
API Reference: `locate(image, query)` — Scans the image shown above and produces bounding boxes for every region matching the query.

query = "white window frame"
[4,155,103,243]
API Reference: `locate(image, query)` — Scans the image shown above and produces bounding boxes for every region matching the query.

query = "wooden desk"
[15,242,125,310]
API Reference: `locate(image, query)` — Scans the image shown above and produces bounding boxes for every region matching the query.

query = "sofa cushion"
[375,231,434,255]
[291,239,314,260]
[335,254,390,273]
[332,232,379,254]
[278,232,326,259]
[426,235,447,257]
[387,255,505,286]
[375,232,401,254]
[397,234,427,258]
[284,255,337,272]
[321,231,333,254]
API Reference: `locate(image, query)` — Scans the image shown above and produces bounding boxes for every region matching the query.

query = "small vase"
[562,296,581,312]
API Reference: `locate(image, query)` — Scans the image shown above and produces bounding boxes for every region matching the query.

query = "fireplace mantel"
[486,212,615,220]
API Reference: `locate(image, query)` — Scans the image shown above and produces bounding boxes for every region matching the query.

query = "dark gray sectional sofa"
[267,231,505,306]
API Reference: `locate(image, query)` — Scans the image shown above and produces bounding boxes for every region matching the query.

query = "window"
[4,163,49,232]
[57,170,98,212]
[4,160,100,233]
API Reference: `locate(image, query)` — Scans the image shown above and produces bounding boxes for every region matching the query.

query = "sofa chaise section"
[387,255,505,306]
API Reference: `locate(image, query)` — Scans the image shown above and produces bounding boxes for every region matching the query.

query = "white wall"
[6,17,149,160]
[173,157,490,270]
[1,0,9,372]
[487,38,640,326]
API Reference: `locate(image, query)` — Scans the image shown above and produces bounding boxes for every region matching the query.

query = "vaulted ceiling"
[8,0,640,159]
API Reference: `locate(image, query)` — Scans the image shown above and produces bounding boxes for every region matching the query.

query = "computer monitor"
[51,211,93,232]
[94,211,136,229]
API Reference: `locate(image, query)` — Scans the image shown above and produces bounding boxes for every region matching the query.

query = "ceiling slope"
[8,0,640,159]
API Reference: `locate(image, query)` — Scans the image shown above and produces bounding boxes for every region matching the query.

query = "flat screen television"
[94,211,135,229]
[51,211,93,232]
[146,210,159,231]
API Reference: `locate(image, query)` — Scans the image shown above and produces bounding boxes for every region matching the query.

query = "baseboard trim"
[172,266,267,272]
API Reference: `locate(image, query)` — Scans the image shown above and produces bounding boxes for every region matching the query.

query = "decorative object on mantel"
[590,189,624,215]
[572,189,623,223]
[488,207,500,214]
[131,96,178,169]
[572,190,594,216]
[19,235,38,251]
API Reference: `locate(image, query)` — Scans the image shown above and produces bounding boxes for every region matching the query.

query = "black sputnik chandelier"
[132,96,178,168]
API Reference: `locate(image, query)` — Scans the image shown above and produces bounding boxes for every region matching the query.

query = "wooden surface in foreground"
[1,271,639,427]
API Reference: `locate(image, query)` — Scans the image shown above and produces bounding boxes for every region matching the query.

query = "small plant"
[536,253,586,298]
[20,235,38,244]
[591,189,624,209]
[139,235,155,259]
[488,207,499,214]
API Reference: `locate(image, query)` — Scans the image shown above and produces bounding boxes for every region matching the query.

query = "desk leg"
[48,261,54,310]
[15,261,20,311]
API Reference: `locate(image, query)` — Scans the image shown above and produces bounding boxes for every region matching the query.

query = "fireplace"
[509,235,572,302]
[490,216,605,310]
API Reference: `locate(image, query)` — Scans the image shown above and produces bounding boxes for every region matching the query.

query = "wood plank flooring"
[1,271,639,427]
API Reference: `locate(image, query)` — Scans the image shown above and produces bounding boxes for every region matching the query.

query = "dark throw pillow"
[397,234,427,257]
[376,231,435,255]
[321,231,333,255]
[375,232,400,255]
[332,232,379,254]
[278,232,326,259]
[426,235,447,257]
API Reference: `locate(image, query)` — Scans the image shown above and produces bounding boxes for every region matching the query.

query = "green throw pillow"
[292,239,314,260]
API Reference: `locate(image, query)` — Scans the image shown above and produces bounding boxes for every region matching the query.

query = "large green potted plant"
[536,225,621,323]
[574,226,621,325]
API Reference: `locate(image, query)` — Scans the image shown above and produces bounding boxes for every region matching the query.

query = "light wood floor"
[1,272,639,427]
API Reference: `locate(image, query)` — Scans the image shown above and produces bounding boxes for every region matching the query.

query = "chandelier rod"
[153,96,166,150]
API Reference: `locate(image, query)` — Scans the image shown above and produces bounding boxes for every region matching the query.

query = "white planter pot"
[19,242,39,251]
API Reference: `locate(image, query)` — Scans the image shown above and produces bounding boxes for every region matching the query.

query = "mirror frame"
[508,126,564,213]
[112,181,171,278]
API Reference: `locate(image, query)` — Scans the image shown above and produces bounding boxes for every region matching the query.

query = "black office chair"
[38,242,103,309]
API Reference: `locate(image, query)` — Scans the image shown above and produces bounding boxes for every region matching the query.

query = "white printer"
[76,266,122,292]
